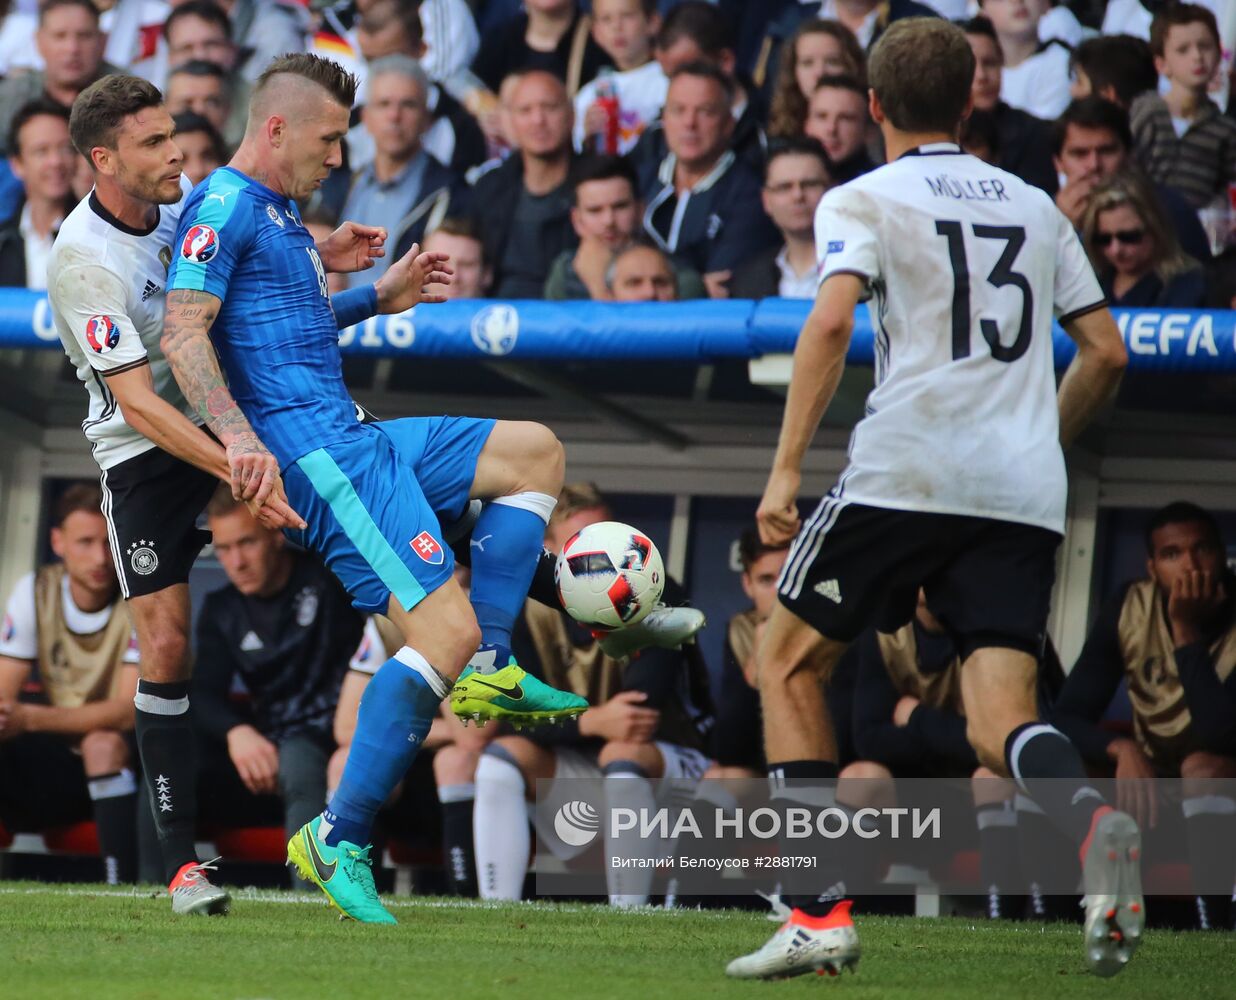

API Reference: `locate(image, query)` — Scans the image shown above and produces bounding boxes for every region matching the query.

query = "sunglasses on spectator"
[1095,228,1147,247]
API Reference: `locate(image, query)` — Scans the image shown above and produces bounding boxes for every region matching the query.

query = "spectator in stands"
[572,0,666,156]
[1053,97,1211,263]
[730,137,830,300]
[471,0,608,99]
[1082,172,1207,308]
[336,55,467,282]
[1054,502,1236,930]
[963,16,1056,194]
[0,484,140,885]
[961,108,1001,165]
[0,99,74,289]
[767,19,866,140]
[469,70,577,298]
[472,482,714,905]
[164,61,231,144]
[0,0,117,155]
[978,0,1071,120]
[638,2,765,173]
[345,0,487,179]
[842,590,1065,920]
[1069,34,1158,109]
[169,0,308,86]
[193,490,363,870]
[170,111,226,187]
[0,0,36,77]
[1131,4,1236,212]
[606,240,677,301]
[162,5,249,148]
[546,154,640,299]
[423,217,491,299]
[753,0,935,99]
[637,63,779,299]
[804,74,875,184]
[544,154,703,300]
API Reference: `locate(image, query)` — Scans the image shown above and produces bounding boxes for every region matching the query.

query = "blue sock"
[321,648,448,847]
[468,493,556,649]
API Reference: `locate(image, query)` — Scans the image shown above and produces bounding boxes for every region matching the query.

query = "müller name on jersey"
[924,174,1010,203]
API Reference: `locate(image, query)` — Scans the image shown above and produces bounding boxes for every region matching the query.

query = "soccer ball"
[555,521,665,629]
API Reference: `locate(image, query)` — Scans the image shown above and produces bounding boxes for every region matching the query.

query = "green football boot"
[451,648,588,726]
[287,816,396,924]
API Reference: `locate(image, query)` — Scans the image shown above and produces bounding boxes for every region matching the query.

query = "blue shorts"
[283,416,496,613]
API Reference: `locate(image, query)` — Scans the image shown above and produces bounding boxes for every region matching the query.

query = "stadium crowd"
[0,0,1233,931]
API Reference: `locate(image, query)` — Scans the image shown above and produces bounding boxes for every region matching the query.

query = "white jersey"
[47,176,201,471]
[814,143,1105,534]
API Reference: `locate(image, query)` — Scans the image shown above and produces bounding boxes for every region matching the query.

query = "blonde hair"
[1081,171,1195,284]
[550,482,610,527]
[768,19,865,140]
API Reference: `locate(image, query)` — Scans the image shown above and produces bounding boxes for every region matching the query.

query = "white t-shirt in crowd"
[572,61,669,156]
[1001,42,1072,120]
[811,143,1104,534]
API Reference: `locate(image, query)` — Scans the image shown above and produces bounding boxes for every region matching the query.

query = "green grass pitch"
[0,884,1228,1000]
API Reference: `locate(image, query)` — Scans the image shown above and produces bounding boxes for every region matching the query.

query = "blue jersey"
[167,167,361,469]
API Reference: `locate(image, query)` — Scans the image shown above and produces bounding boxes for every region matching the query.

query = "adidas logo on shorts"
[814,579,842,604]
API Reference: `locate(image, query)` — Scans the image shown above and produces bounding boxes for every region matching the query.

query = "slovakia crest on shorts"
[410,530,444,565]
[85,314,120,353]
[182,224,219,263]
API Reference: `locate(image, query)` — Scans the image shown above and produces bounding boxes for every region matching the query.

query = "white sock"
[604,767,659,908]
[474,754,530,900]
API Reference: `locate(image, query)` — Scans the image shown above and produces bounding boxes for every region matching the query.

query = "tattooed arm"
[161,288,304,527]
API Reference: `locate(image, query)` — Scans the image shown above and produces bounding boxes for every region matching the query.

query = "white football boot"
[726,896,860,980]
[169,858,232,916]
[595,605,706,661]
[1080,809,1144,977]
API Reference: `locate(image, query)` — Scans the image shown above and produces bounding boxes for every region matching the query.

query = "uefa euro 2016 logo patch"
[182,224,219,263]
[85,314,120,353]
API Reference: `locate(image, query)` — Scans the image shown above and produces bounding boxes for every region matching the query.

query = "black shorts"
[777,501,1060,659]
[100,446,217,599]
[0,733,93,831]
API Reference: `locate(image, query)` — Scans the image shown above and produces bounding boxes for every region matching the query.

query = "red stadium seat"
[43,821,99,855]
[204,826,288,863]
[0,820,11,849]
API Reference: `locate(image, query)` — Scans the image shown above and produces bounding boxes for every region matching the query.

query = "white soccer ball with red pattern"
[555,521,665,629]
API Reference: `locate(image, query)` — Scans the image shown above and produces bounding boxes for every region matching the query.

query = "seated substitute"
[0,484,140,884]
[843,589,1066,920]
[709,528,858,781]
[472,482,715,906]
[192,489,363,863]
[1054,501,1236,930]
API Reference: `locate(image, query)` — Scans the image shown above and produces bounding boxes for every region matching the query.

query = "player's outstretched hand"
[317,221,388,273]
[757,468,801,546]
[374,242,454,314]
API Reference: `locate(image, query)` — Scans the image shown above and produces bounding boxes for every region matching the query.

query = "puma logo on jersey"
[206,191,232,207]
[814,579,842,604]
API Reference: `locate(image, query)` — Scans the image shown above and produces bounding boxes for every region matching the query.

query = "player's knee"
[965,720,1010,776]
[839,760,891,782]
[599,741,662,774]
[80,730,129,774]
[434,743,481,786]
[1181,750,1236,781]
[522,422,564,492]
[970,765,1012,805]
